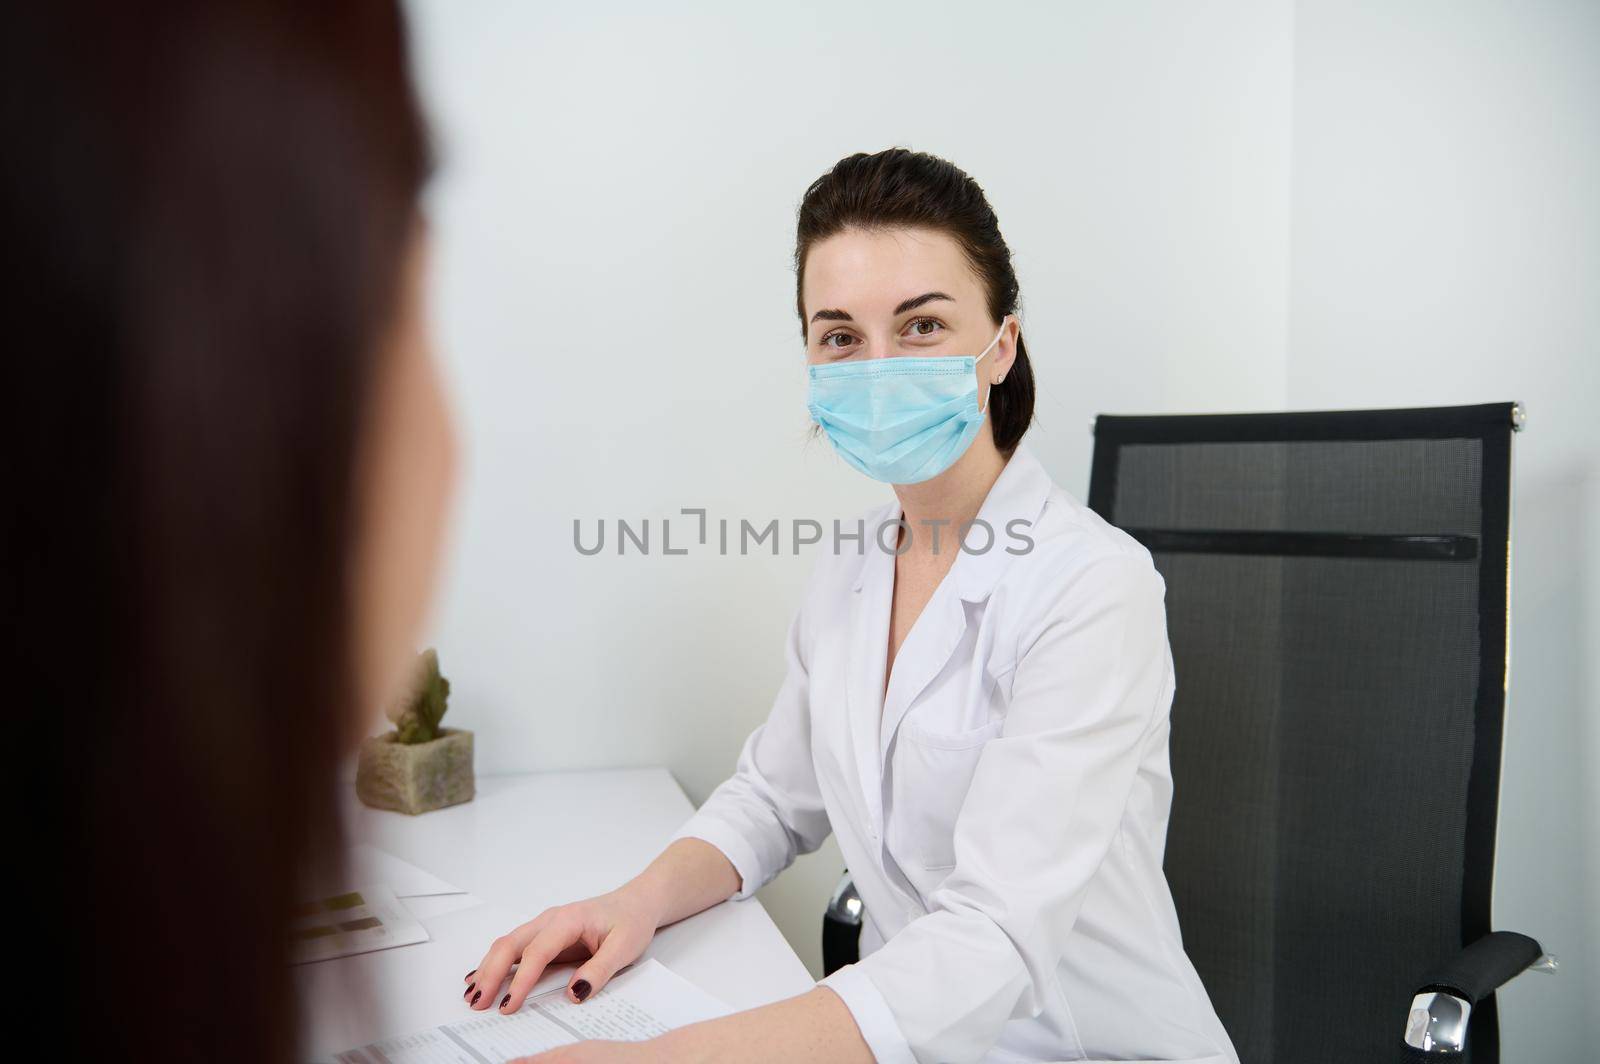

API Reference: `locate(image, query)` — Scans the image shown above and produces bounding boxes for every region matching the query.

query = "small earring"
[996,375,1005,385]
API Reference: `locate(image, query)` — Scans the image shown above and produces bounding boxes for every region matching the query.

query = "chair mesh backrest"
[1088,404,1515,1064]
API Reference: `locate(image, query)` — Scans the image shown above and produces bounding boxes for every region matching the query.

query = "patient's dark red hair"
[6,2,428,1057]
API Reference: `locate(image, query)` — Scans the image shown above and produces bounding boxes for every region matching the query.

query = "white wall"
[1287,3,1600,1055]
[405,0,1293,980]
[404,0,1596,1054]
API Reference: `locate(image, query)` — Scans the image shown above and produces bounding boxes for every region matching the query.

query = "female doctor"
[469,148,1238,1064]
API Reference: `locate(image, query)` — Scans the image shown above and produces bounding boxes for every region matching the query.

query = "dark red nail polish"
[572,979,591,1002]
[500,994,510,1009]
[465,969,476,980]
[464,982,475,997]
[471,990,482,1005]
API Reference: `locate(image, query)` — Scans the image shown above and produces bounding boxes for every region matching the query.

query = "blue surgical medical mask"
[807,319,1009,485]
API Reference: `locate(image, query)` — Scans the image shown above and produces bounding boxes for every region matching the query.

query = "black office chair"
[822,402,1556,1062]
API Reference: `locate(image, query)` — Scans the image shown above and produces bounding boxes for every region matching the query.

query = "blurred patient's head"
[7,1,451,1058]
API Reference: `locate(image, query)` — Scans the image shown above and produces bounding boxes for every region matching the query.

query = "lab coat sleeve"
[824,554,1172,1064]
[669,603,831,900]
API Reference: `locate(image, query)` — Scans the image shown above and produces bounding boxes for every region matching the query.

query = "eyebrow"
[893,291,954,315]
[808,291,956,326]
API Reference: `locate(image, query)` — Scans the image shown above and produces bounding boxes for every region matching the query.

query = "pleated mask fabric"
[807,321,1005,485]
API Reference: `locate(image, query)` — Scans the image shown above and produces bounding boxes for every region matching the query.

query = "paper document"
[291,884,428,965]
[346,844,465,898]
[334,958,730,1063]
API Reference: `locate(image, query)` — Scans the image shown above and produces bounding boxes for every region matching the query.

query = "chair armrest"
[1415,930,1544,1004]
[822,872,863,977]
[1403,931,1551,1054]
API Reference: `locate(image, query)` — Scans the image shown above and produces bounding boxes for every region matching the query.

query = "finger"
[567,922,648,1003]
[483,943,589,1013]
[551,941,592,965]
[472,908,565,985]
[464,913,550,1006]
[468,908,563,983]
[495,916,590,1012]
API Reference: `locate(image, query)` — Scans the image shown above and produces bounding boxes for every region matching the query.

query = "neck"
[893,428,1009,553]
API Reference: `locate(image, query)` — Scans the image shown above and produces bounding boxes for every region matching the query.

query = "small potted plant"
[356,648,474,815]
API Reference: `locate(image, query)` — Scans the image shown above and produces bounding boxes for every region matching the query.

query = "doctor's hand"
[464,889,661,1014]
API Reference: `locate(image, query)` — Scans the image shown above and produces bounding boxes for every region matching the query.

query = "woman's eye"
[822,332,857,350]
[905,317,944,337]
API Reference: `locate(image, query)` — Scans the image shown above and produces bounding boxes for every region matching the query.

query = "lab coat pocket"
[892,716,1004,870]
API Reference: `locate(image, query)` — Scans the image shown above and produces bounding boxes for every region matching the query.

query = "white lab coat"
[672,446,1239,1064]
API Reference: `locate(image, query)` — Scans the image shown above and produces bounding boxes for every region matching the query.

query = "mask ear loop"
[976,317,1011,416]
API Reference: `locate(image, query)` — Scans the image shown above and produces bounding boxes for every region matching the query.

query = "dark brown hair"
[6,2,427,1059]
[794,148,1036,453]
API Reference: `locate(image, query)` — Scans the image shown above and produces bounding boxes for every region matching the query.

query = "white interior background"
[402,1,1598,1056]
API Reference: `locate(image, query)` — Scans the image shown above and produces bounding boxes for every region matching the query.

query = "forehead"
[801,227,980,317]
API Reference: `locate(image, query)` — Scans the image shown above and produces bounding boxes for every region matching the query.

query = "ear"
[990,315,1020,384]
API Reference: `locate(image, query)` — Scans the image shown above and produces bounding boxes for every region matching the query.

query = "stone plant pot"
[356,727,475,815]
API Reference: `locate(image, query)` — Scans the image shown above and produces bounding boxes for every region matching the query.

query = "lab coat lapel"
[878,582,967,758]
[846,527,894,837]
[877,445,1056,766]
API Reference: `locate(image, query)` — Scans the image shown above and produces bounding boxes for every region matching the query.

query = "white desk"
[297,769,814,1059]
